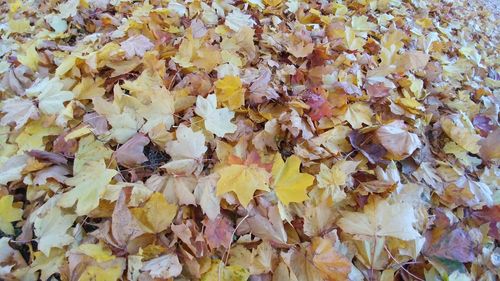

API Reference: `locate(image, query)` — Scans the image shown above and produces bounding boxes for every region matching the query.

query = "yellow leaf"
[73,135,113,174]
[55,55,77,77]
[0,195,23,235]
[73,77,105,100]
[65,126,92,141]
[28,249,65,281]
[15,120,61,153]
[311,237,352,281]
[58,160,117,216]
[312,125,352,154]
[78,265,123,281]
[215,76,245,110]
[131,192,177,233]
[441,114,481,154]
[7,18,31,34]
[271,154,314,205]
[26,77,74,115]
[78,243,115,262]
[217,164,271,207]
[17,42,39,71]
[342,102,373,129]
[201,260,250,281]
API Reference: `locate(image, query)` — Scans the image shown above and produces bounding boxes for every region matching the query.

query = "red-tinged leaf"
[115,134,150,168]
[349,130,387,164]
[472,114,494,137]
[423,227,475,263]
[203,215,234,249]
[27,150,67,164]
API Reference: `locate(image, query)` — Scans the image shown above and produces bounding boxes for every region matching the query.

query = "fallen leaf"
[114,133,149,167]
[120,35,154,59]
[271,154,314,205]
[141,254,182,279]
[58,160,117,216]
[0,195,23,235]
[217,163,271,207]
[131,192,177,233]
[337,196,421,241]
[195,94,237,137]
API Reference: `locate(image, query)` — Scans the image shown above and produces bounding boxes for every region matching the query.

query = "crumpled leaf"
[376,120,421,159]
[316,160,360,203]
[311,237,352,281]
[441,114,482,154]
[203,215,234,249]
[141,254,182,279]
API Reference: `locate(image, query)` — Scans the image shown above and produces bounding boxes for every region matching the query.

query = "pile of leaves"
[0,0,499,280]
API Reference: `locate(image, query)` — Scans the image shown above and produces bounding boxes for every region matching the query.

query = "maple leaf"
[271,154,314,205]
[33,206,77,256]
[27,249,65,281]
[120,35,154,59]
[78,243,115,263]
[0,97,39,130]
[114,133,149,168]
[203,215,234,249]
[0,195,23,235]
[78,265,123,281]
[26,77,74,115]
[337,197,421,241]
[163,124,207,175]
[201,260,250,281]
[214,76,245,110]
[130,192,177,233]
[312,125,352,154]
[15,120,61,152]
[194,174,221,220]
[195,94,237,137]
[217,163,271,207]
[342,102,373,129]
[316,160,360,203]
[58,160,117,216]
[0,154,28,185]
[225,10,256,32]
